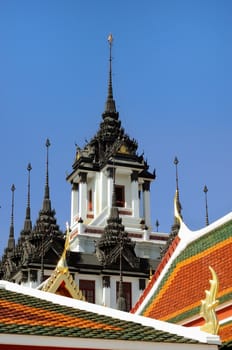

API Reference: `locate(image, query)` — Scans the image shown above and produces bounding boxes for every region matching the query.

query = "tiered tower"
[0,35,168,311]
[67,35,167,260]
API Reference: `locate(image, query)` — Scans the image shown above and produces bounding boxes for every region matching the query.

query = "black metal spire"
[78,34,138,166]
[111,168,127,311]
[116,233,127,311]
[105,34,116,114]
[43,138,51,211]
[7,184,16,253]
[203,185,209,226]
[23,163,32,232]
[155,219,159,232]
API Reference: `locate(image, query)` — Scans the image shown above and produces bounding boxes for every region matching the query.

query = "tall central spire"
[104,34,116,114]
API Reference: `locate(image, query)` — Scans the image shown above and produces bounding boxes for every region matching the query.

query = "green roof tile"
[0,287,199,344]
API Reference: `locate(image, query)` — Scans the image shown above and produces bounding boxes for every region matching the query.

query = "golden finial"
[174,189,182,225]
[149,266,153,281]
[200,266,219,335]
[108,33,113,44]
[57,222,71,273]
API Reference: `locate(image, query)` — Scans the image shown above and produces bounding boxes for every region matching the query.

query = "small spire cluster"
[0,139,63,282]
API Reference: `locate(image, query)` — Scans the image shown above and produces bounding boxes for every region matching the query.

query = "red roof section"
[131,218,232,344]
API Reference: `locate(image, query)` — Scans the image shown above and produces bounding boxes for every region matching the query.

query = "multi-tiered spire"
[0,139,65,283]
[0,185,16,279]
[10,163,34,267]
[70,34,139,170]
[31,139,62,245]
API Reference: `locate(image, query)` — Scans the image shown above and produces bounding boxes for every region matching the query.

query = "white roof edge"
[219,315,232,325]
[0,280,221,344]
[179,211,232,244]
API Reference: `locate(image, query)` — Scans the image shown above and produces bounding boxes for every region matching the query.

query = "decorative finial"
[149,266,153,281]
[203,185,209,226]
[174,156,179,191]
[155,219,159,232]
[56,222,71,273]
[173,156,182,223]
[46,138,51,148]
[200,266,219,335]
[108,33,113,45]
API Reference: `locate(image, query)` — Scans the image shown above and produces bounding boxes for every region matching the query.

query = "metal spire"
[155,219,159,232]
[108,34,113,100]
[174,156,179,192]
[43,139,51,211]
[203,185,209,226]
[27,163,32,211]
[24,163,32,232]
[8,184,16,253]
[10,185,15,226]
[45,139,50,199]
[105,34,116,113]
[116,232,127,311]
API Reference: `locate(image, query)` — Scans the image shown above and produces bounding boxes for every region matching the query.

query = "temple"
[0,35,231,349]
[0,34,168,312]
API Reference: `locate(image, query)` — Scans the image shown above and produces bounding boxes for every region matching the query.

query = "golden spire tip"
[108,33,113,44]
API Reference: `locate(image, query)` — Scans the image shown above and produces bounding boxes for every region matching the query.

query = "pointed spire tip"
[108,33,113,44]
[27,162,32,171]
[46,138,51,148]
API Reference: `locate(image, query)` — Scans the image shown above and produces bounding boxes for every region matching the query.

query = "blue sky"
[0,0,232,253]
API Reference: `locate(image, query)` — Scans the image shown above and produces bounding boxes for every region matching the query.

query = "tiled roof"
[0,283,204,345]
[133,217,232,344]
[219,319,232,344]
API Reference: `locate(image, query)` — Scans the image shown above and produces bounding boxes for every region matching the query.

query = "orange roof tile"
[133,218,232,345]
